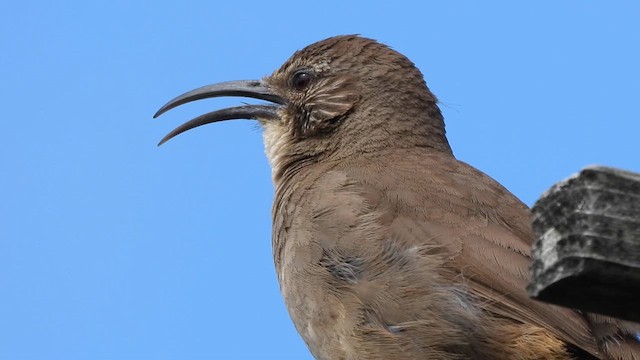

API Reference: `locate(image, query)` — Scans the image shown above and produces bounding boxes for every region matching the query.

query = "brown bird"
[155,35,640,359]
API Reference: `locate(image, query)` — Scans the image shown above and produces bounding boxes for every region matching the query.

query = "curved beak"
[153,80,285,146]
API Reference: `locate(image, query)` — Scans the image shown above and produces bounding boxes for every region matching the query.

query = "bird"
[154,35,640,359]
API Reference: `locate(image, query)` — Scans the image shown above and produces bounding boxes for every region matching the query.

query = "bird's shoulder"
[274,149,532,264]
[305,150,534,249]
[273,149,535,288]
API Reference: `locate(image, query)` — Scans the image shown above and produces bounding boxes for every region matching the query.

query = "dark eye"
[291,70,314,91]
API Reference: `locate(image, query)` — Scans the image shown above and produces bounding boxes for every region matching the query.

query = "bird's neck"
[262,102,452,184]
[332,99,453,157]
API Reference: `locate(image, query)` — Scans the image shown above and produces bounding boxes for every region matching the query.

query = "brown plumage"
[155,35,640,359]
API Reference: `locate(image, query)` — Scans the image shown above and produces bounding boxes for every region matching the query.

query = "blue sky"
[1,1,639,359]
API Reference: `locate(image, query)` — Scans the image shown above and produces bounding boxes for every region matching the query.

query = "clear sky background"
[1,2,639,359]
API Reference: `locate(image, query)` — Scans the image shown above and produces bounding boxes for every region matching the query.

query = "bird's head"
[154,35,451,180]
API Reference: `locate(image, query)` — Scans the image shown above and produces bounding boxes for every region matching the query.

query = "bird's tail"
[586,314,640,359]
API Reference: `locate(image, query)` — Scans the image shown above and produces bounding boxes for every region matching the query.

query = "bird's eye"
[291,70,314,91]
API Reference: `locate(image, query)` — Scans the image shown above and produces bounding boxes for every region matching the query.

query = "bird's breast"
[270,163,491,358]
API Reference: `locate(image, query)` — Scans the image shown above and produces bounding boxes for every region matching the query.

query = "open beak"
[153,80,285,146]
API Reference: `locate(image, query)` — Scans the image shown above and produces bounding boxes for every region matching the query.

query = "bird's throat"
[262,123,291,182]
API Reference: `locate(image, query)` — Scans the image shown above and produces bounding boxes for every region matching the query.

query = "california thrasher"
[155,35,640,359]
